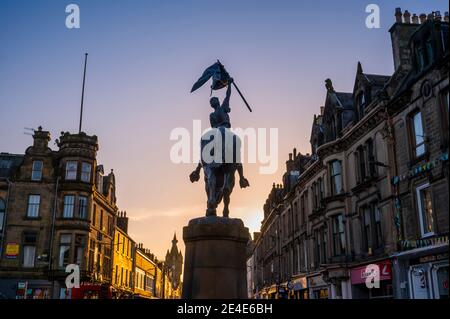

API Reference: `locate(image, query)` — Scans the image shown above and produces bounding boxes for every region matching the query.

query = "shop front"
[290,276,308,299]
[350,259,393,299]
[69,282,113,299]
[307,273,329,299]
[325,267,351,299]
[392,240,448,299]
[0,279,52,299]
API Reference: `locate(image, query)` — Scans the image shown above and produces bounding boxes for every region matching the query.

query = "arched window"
[0,198,5,232]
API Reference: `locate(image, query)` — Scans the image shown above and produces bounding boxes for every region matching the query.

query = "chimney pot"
[412,14,419,24]
[293,148,297,158]
[403,10,411,24]
[435,11,442,21]
[288,153,292,161]
[320,106,324,115]
[395,7,403,23]
[427,13,434,21]
[445,12,449,22]
[419,13,427,23]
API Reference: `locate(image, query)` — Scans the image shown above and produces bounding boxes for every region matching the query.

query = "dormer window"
[414,32,435,72]
[65,161,78,180]
[97,172,104,193]
[358,92,366,120]
[31,160,43,181]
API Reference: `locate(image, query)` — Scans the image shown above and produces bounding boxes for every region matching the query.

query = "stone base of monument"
[182,216,249,299]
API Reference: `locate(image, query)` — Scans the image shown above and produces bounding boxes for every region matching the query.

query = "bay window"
[65,161,78,180]
[58,234,72,268]
[63,195,75,218]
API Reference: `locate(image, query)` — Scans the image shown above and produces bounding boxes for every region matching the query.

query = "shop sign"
[293,277,307,291]
[350,260,391,285]
[5,242,19,259]
[308,275,326,288]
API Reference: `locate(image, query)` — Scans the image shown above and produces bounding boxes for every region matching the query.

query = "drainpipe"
[0,178,12,257]
[48,176,60,297]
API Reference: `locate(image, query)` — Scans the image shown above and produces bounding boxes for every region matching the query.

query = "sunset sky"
[1,0,447,259]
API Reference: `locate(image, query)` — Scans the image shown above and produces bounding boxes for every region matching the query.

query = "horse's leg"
[222,168,236,218]
[205,167,217,216]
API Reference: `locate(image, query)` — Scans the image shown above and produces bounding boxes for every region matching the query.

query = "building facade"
[0,129,118,299]
[250,8,449,300]
[134,244,157,299]
[111,211,135,299]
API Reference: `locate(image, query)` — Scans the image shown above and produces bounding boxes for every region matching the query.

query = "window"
[115,265,119,284]
[366,139,376,177]
[410,111,426,157]
[88,239,95,271]
[23,233,37,268]
[322,229,327,263]
[416,183,435,236]
[415,41,426,71]
[0,199,5,232]
[332,214,345,256]
[26,195,40,218]
[81,162,92,182]
[363,206,372,252]
[92,204,97,226]
[440,88,449,137]
[100,210,104,230]
[78,196,87,219]
[65,161,78,180]
[318,178,324,203]
[63,195,75,218]
[356,146,366,183]
[74,235,85,266]
[58,234,72,268]
[329,160,343,195]
[97,172,104,193]
[31,160,43,181]
[314,229,321,266]
[358,92,366,120]
[374,208,383,248]
[103,247,111,278]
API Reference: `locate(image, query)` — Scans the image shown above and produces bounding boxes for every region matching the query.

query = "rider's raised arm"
[221,82,232,113]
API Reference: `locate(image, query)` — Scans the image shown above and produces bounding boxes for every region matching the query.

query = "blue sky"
[0,0,447,257]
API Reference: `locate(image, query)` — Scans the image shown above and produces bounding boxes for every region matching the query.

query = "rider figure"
[189,78,249,217]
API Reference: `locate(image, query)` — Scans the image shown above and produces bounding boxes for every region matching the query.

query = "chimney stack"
[117,210,129,233]
[412,14,419,24]
[403,10,411,24]
[32,126,51,149]
[389,8,421,70]
[395,7,402,23]
[435,11,442,21]
[419,13,427,24]
[444,12,449,23]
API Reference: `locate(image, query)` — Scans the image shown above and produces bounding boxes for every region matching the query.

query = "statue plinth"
[182,216,249,299]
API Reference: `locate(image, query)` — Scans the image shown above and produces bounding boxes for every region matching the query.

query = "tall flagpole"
[79,53,88,133]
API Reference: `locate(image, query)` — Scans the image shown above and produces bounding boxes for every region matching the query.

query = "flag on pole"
[190,62,230,93]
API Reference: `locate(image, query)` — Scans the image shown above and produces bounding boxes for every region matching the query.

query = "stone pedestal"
[182,216,249,299]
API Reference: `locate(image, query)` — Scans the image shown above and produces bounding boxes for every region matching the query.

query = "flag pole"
[217,60,253,112]
[79,53,88,133]
[231,82,252,112]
